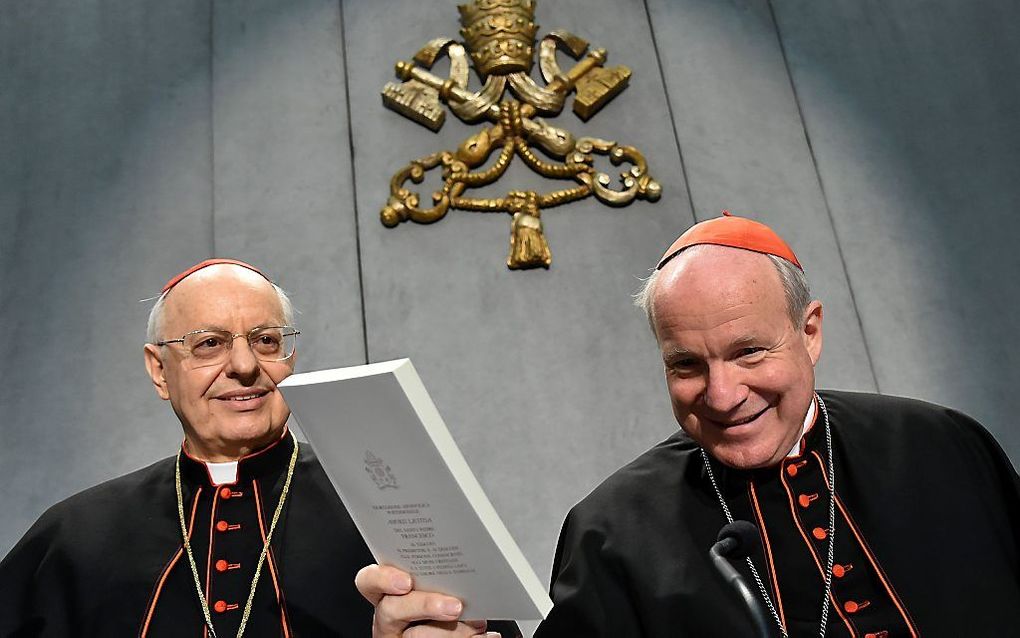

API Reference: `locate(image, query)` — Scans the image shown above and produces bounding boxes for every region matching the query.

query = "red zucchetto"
[160,258,270,293]
[656,211,802,271]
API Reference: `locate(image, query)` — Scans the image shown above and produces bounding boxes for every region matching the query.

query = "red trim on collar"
[180,427,290,485]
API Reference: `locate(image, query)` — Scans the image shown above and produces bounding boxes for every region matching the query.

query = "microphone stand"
[709,523,776,638]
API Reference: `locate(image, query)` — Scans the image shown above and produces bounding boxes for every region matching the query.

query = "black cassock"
[535,390,1020,638]
[0,432,376,636]
[1,431,523,638]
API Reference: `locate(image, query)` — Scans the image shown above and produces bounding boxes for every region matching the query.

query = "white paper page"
[279,359,552,621]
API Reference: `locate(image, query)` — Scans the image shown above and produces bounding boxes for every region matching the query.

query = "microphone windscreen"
[716,520,760,559]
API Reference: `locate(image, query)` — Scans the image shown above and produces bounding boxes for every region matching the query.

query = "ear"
[143,344,171,400]
[801,300,824,366]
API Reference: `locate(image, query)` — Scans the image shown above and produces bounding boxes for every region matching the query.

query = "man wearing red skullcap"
[0,259,520,638]
[0,261,374,636]
[360,214,1020,637]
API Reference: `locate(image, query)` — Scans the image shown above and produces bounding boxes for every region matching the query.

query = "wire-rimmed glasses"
[156,326,299,368]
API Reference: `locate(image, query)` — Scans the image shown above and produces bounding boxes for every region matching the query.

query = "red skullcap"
[656,211,802,271]
[161,258,270,293]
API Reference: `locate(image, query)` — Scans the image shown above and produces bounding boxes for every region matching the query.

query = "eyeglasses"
[157,326,300,368]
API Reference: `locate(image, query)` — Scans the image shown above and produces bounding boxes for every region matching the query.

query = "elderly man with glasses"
[0,259,380,637]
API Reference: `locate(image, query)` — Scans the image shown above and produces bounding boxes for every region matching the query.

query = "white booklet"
[278,359,552,621]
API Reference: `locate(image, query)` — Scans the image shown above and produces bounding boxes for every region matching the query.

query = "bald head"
[661,243,775,303]
[636,245,810,340]
[147,264,293,344]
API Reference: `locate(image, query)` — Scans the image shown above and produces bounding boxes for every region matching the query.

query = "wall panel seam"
[765,0,880,392]
[209,0,216,256]
[641,0,698,221]
[337,0,370,365]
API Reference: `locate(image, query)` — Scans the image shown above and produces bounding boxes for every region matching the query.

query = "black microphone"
[709,521,775,638]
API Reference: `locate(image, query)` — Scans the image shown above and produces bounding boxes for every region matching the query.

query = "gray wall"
[2,0,1018,586]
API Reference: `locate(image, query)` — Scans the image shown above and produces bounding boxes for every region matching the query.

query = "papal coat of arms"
[365,451,399,490]
[380,0,661,269]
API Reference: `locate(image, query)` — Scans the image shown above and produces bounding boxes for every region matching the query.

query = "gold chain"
[175,430,299,638]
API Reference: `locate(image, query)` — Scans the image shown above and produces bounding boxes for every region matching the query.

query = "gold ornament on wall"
[380,0,661,269]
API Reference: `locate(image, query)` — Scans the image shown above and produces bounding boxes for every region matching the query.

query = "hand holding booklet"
[278,359,552,622]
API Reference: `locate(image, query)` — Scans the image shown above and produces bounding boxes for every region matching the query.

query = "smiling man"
[361,214,1020,637]
[144,260,297,463]
[650,243,820,472]
[0,259,377,636]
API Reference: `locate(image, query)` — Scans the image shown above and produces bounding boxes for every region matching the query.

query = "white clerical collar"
[786,396,818,458]
[205,461,239,486]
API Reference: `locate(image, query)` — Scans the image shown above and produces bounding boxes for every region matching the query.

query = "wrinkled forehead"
[161,264,285,332]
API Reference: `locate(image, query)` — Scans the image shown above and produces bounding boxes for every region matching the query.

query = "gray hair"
[146,282,295,344]
[633,248,811,337]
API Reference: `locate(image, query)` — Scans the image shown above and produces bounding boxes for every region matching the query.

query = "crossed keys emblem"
[380,0,661,269]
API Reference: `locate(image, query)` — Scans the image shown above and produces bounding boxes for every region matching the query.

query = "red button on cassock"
[798,493,818,508]
[215,559,229,573]
[786,464,798,477]
[812,527,827,540]
[220,487,232,500]
[844,600,870,614]
[216,520,229,532]
[832,564,846,578]
[214,600,228,613]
